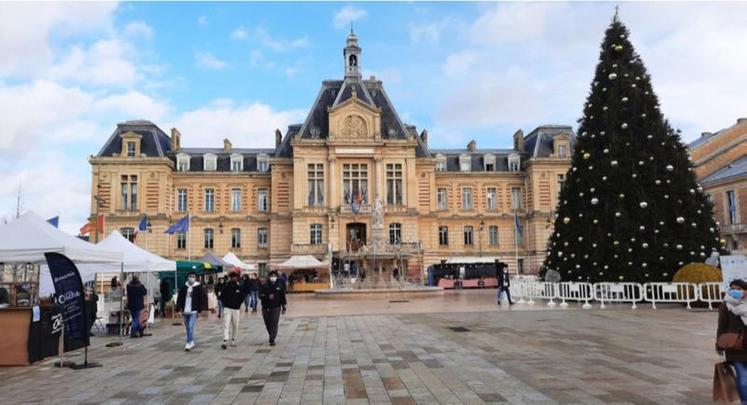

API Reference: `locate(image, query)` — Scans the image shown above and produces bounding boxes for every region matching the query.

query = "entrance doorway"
[346,222,367,251]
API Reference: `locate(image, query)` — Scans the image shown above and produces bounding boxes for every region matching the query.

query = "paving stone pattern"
[0,296,719,404]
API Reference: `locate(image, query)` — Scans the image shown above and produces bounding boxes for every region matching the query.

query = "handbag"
[718,332,745,351]
[714,361,740,403]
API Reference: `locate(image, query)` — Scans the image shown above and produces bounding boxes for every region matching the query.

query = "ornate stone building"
[89,32,574,278]
[689,118,747,255]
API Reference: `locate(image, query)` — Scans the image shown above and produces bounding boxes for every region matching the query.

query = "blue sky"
[1,2,746,234]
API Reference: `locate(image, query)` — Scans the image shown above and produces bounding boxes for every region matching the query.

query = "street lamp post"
[478,218,485,257]
[93,195,104,243]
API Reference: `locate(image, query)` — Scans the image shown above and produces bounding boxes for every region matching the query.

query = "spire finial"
[613,5,619,22]
[350,21,354,35]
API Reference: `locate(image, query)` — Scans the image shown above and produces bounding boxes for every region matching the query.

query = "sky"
[1,1,746,235]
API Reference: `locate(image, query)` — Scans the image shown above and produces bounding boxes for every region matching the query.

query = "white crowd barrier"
[504,280,726,310]
[593,282,643,309]
[699,282,725,310]
[644,282,699,310]
[557,282,593,309]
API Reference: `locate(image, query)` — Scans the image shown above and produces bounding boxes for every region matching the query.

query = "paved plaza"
[0,290,718,404]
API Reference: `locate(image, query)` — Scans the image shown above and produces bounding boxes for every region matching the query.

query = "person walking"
[126,274,147,338]
[248,273,260,313]
[259,271,287,346]
[176,272,204,351]
[717,279,747,401]
[496,262,513,305]
[215,276,225,319]
[159,278,171,318]
[242,273,251,313]
[220,271,244,349]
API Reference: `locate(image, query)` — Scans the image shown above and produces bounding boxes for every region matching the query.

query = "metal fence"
[510,278,727,310]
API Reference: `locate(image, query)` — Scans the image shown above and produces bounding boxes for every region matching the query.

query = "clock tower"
[344,27,361,79]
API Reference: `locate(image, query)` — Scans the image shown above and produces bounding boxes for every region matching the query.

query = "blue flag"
[514,213,523,238]
[138,215,148,232]
[165,214,189,234]
[47,216,59,228]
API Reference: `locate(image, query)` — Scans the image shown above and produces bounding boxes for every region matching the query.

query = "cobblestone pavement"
[0,290,718,404]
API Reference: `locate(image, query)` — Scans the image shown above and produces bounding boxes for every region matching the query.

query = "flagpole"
[514,211,519,277]
[187,212,191,261]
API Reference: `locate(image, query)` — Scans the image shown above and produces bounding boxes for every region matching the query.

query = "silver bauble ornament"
[666,164,674,171]
[639,202,648,209]
[608,73,618,80]
[676,217,685,224]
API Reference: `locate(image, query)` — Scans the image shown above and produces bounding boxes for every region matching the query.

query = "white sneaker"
[188,341,195,350]
[185,342,191,351]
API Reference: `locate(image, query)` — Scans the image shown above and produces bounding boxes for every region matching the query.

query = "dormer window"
[553,134,571,158]
[484,154,496,171]
[435,154,447,172]
[508,153,521,172]
[176,153,190,172]
[126,141,136,157]
[459,154,471,172]
[203,153,217,171]
[558,144,568,158]
[120,131,142,158]
[257,154,269,172]
[230,153,243,172]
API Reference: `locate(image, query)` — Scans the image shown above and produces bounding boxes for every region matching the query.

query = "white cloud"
[94,91,170,122]
[170,100,306,148]
[194,51,228,70]
[333,5,367,29]
[231,26,249,41]
[442,50,480,77]
[0,2,117,77]
[50,39,139,87]
[284,67,299,78]
[255,28,309,51]
[123,21,153,39]
[469,2,566,45]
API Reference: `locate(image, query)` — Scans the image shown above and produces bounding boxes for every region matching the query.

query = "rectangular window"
[557,174,566,193]
[486,187,497,211]
[204,228,214,249]
[231,159,242,172]
[231,188,241,212]
[177,189,187,212]
[120,175,137,210]
[511,187,522,209]
[121,176,129,210]
[439,226,448,246]
[559,144,568,158]
[258,188,268,212]
[177,156,190,171]
[489,225,498,245]
[126,141,136,157]
[204,156,217,171]
[257,157,269,172]
[121,227,135,242]
[464,226,474,246]
[204,188,215,212]
[728,190,738,225]
[310,224,323,245]
[176,232,186,250]
[130,175,137,210]
[307,164,325,206]
[462,187,473,210]
[258,263,268,277]
[389,223,402,244]
[343,164,368,204]
[436,159,447,172]
[257,228,268,248]
[518,258,525,275]
[386,163,403,206]
[231,228,241,249]
[437,188,448,211]
[485,162,494,171]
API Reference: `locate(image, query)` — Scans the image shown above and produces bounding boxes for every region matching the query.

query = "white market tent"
[444,257,501,264]
[272,255,328,270]
[0,212,122,295]
[83,230,176,273]
[222,252,256,271]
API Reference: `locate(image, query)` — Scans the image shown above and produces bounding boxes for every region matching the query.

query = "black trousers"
[262,306,281,342]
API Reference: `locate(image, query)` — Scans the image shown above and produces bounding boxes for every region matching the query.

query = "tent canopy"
[199,252,232,269]
[273,255,328,270]
[222,252,255,270]
[444,257,500,264]
[81,230,176,273]
[0,212,121,264]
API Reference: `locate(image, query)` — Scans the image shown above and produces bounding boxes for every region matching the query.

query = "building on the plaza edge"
[88,31,574,278]
[689,118,747,255]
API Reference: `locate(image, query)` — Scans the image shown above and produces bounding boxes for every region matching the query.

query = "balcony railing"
[291,243,328,255]
[723,223,747,234]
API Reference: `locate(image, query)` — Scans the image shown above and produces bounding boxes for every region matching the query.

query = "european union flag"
[165,214,190,234]
[138,215,148,232]
[46,216,59,228]
[514,213,523,237]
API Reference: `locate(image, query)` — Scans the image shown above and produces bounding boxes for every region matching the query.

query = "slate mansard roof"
[700,155,747,186]
[174,148,276,173]
[97,120,172,158]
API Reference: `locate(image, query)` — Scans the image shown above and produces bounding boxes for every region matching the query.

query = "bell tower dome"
[344,26,361,79]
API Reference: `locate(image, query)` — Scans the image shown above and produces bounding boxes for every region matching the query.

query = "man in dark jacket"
[496,261,513,305]
[176,272,204,351]
[220,271,244,349]
[215,277,225,318]
[245,273,260,313]
[259,270,287,346]
[126,274,147,337]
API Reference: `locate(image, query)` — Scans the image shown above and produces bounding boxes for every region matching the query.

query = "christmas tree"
[543,13,724,283]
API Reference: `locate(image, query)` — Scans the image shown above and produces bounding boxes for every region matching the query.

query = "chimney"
[738,118,747,125]
[170,128,181,151]
[420,129,428,147]
[513,129,525,151]
[223,138,232,152]
[701,132,712,138]
[467,140,476,152]
[275,129,282,147]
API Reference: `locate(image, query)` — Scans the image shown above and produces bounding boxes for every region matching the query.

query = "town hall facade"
[89,31,574,278]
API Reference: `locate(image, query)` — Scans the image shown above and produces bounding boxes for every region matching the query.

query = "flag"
[96,214,105,234]
[165,214,189,234]
[514,213,523,238]
[79,222,91,236]
[47,216,59,228]
[138,215,148,232]
[45,252,90,350]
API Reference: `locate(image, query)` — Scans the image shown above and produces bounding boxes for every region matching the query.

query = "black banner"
[44,253,89,351]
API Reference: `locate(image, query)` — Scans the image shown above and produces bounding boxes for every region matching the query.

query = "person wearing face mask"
[177,272,204,351]
[717,278,747,401]
[220,271,244,349]
[259,270,287,346]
